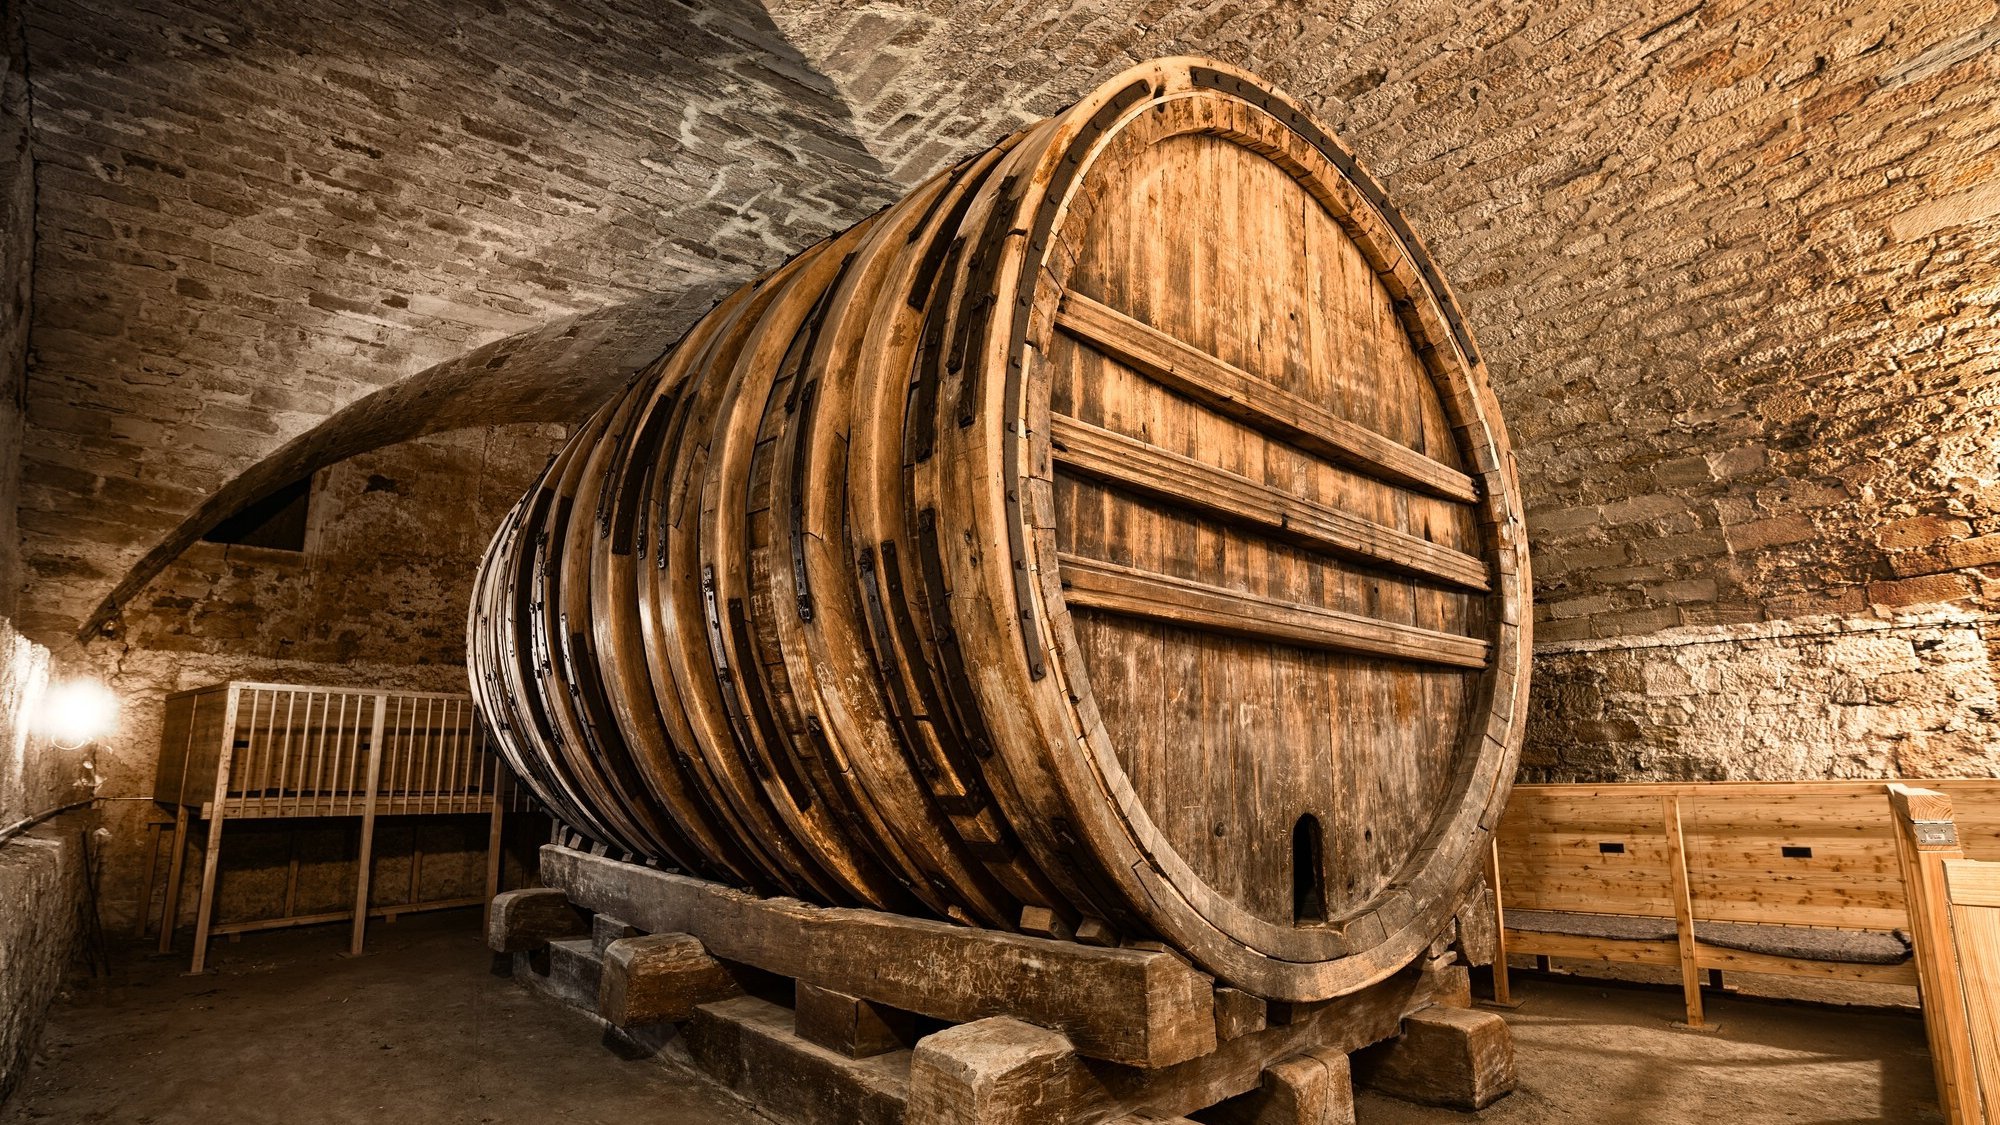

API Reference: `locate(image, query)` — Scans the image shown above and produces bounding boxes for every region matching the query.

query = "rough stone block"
[906,1018,1096,1125]
[597,932,741,1028]
[1352,1005,1515,1111]
[486,887,587,953]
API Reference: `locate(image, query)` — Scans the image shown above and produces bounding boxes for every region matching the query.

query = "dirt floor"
[3,910,1943,1124]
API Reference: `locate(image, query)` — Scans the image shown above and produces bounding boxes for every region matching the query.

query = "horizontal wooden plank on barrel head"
[1056,554,1490,668]
[1048,414,1490,590]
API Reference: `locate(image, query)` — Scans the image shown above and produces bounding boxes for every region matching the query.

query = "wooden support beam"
[157,806,189,954]
[542,844,1216,1068]
[1206,1047,1355,1125]
[1662,795,1708,1030]
[482,796,506,934]
[1351,1005,1516,1111]
[1943,858,2000,1123]
[796,981,917,1059]
[685,996,909,1125]
[1050,416,1489,591]
[486,886,588,953]
[135,818,165,940]
[592,912,639,955]
[598,932,742,1028]
[1890,784,1983,1125]
[1018,905,1073,940]
[348,694,389,959]
[1089,965,1458,1118]
[1479,837,1519,1009]
[1056,292,1479,503]
[1058,554,1490,669]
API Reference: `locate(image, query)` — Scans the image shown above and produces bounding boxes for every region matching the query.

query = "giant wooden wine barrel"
[469,57,1529,1002]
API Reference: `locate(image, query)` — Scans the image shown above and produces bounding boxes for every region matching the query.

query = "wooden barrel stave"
[698,214,931,912]
[535,395,671,858]
[636,286,802,893]
[763,168,1027,928]
[470,57,1529,1002]
[498,419,640,851]
[839,131,1101,930]
[589,289,762,885]
[557,377,710,865]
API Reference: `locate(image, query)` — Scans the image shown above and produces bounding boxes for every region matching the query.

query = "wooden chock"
[1352,1005,1516,1111]
[592,912,639,954]
[795,981,916,1058]
[1419,956,1473,1010]
[906,1018,1094,1125]
[598,932,741,1028]
[1207,1046,1355,1125]
[1214,987,1269,1042]
[487,887,587,954]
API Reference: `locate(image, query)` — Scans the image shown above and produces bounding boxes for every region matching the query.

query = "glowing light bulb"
[40,679,118,750]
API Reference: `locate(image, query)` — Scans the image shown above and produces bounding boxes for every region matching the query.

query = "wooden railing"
[1491,780,2000,1029]
[150,681,535,973]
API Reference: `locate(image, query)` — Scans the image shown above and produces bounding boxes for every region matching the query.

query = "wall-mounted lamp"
[39,678,119,751]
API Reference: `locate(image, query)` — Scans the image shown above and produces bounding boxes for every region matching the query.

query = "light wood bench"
[1490,780,2000,1028]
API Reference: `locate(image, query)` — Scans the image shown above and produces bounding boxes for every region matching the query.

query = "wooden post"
[156,806,190,953]
[189,688,243,973]
[349,693,388,958]
[483,785,507,932]
[1944,859,2000,1121]
[282,827,302,921]
[134,818,164,939]
[1483,836,1513,1007]
[1661,795,1706,1030]
[1890,784,1983,1125]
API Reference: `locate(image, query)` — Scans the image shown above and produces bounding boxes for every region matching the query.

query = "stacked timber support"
[493,846,1515,1124]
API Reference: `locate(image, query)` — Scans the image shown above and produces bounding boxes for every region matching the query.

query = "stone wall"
[0,0,28,613]
[1527,611,2000,781]
[87,422,562,934]
[2,3,89,1103]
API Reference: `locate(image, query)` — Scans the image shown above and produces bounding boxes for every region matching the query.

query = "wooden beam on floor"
[541,844,1216,1068]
